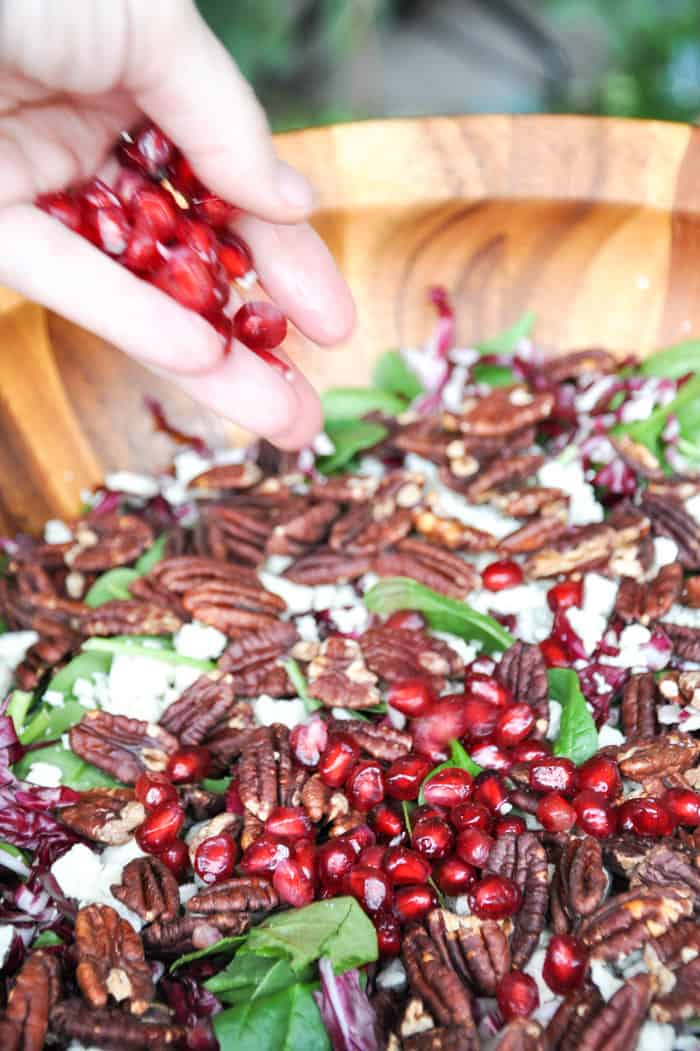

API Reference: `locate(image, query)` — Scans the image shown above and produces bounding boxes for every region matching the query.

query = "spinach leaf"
[82,637,214,670]
[170,935,247,972]
[418,739,482,803]
[84,567,140,608]
[372,350,423,401]
[202,776,232,794]
[282,658,322,713]
[317,419,388,475]
[614,375,700,463]
[19,700,87,745]
[364,578,514,653]
[13,743,121,790]
[471,362,517,387]
[321,387,406,423]
[7,690,33,735]
[639,341,700,379]
[46,649,112,701]
[135,533,167,573]
[247,897,377,974]
[475,311,536,355]
[206,951,304,1002]
[32,931,63,948]
[550,668,598,765]
[213,982,330,1051]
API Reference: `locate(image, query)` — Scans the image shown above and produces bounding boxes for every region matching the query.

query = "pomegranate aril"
[167,746,212,784]
[374,913,401,956]
[290,717,328,768]
[36,191,82,231]
[495,704,536,748]
[412,816,454,860]
[451,802,492,832]
[119,122,174,178]
[465,674,512,708]
[468,874,522,919]
[194,834,238,885]
[239,835,289,875]
[211,312,233,347]
[319,734,360,788]
[175,217,220,263]
[511,740,552,764]
[496,971,539,1021]
[346,760,385,812]
[617,796,676,837]
[233,301,287,351]
[341,824,376,856]
[264,806,312,841]
[542,934,587,994]
[358,845,386,869]
[572,790,617,838]
[136,801,185,854]
[371,804,405,841]
[412,697,470,761]
[394,885,437,924]
[385,610,427,632]
[123,220,160,273]
[385,754,432,801]
[317,839,356,892]
[114,168,150,208]
[662,787,700,826]
[346,865,393,914]
[435,856,475,895]
[422,767,473,808]
[473,773,510,815]
[482,559,524,591]
[547,578,583,612]
[537,792,576,832]
[218,233,254,280]
[529,757,577,796]
[576,756,622,802]
[493,815,526,837]
[168,153,199,195]
[191,191,236,229]
[383,847,431,885]
[540,637,569,668]
[80,177,121,210]
[273,858,314,908]
[291,840,316,882]
[225,778,244,814]
[387,680,436,718]
[152,245,219,315]
[93,204,131,256]
[462,698,500,740]
[134,772,178,811]
[468,741,513,774]
[157,838,189,878]
[411,804,445,824]
[456,828,494,868]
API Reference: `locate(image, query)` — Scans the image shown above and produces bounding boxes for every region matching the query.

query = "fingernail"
[277,161,314,212]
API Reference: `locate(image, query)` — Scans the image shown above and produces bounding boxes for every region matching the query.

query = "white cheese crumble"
[173,622,227,660]
[636,1022,676,1051]
[259,573,362,617]
[178,883,199,905]
[327,606,370,635]
[524,941,559,1007]
[51,840,145,929]
[294,615,320,643]
[0,925,14,969]
[662,604,700,630]
[470,582,553,644]
[538,457,603,526]
[0,631,39,697]
[264,555,294,576]
[601,624,658,671]
[404,454,521,539]
[87,655,202,724]
[686,492,700,524]
[432,632,479,665]
[43,519,73,544]
[651,536,680,571]
[546,700,562,741]
[598,723,626,748]
[173,449,214,486]
[376,958,408,991]
[565,571,618,657]
[590,959,624,1001]
[252,694,308,730]
[104,471,160,499]
[25,762,63,788]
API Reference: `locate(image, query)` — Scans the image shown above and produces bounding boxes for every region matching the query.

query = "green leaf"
[550,668,598,766]
[19,700,87,745]
[82,637,214,670]
[7,690,33,735]
[0,617,7,633]
[0,841,26,861]
[32,931,63,948]
[418,739,482,803]
[213,982,330,1051]
[84,567,140,607]
[247,897,377,974]
[321,387,406,423]
[135,533,168,573]
[317,419,388,475]
[471,362,517,387]
[614,375,700,463]
[475,311,536,355]
[13,743,122,790]
[202,776,232,794]
[282,658,322,713]
[401,800,413,837]
[206,951,303,1001]
[639,341,700,379]
[364,578,514,653]
[372,350,423,400]
[46,649,113,701]
[171,935,247,972]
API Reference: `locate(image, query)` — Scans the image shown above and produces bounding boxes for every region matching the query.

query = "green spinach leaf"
[213,982,330,1051]
[7,690,33,735]
[639,341,700,379]
[32,931,63,948]
[614,375,700,463]
[170,935,247,972]
[247,897,377,974]
[471,362,517,387]
[550,668,598,765]
[135,533,167,573]
[206,952,303,1001]
[14,743,121,790]
[19,700,87,745]
[317,419,388,475]
[475,311,536,355]
[82,637,214,670]
[84,567,140,607]
[46,649,112,701]
[321,387,406,423]
[372,350,423,401]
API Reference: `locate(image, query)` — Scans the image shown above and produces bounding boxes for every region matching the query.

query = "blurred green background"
[195,0,700,130]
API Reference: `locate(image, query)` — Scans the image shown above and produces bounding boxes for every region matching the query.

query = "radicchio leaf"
[313,959,379,1051]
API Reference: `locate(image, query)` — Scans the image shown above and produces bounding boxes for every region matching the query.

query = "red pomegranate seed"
[482,560,524,592]
[239,835,289,875]
[456,828,494,868]
[174,216,219,263]
[317,839,356,892]
[511,740,552,763]
[157,838,189,878]
[225,778,244,814]
[167,746,212,784]
[473,773,510,815]
[136,802,185,854]
[123,219,160,273]
[36,191,83,231]
[371,804,405,842]
[384,847,431,885]
[412,816,454,860]
[119,122,174,178]
[494,816,527,837]
[388,680,436,718]
[540,637,569,668]
[529,757,577,796]
[469,874,522,919]
[290,717,328,768]
[411,697,470,762]
[218,233,254,280]
[435,856,476,895]
[114,168,149,207]
[130,186,177,240]
[572,790,617,838]
[412,804,446,824]
[618,797,676,837]
[375,913,401,956]
[497,971,539,1021]
[542,934,587,994]
[537,792,576,832]
[191,191,236,229]
[576,756,622,802]
[385,754,432,801]
[662,787,700,826]
[273,858,314,907]
[495,704,536,748]
[264,806,313,841]
[359,845,386,869]
[394,885,437,924]
[233,301,287,351]
[462,698,500,740]
[465,674,512,708]
[547,579,583,612]
[291,839,316,883]
[385,610,427,631]
[319,734,360,788]
[342,824,376,856]
[451,802,492,832]
[93,204,131,256]
[346,760,386,812]
[194,834,238,885]
[80,177,121,210]
[469,740,513,774]
[134,772,178,811]
[422,767,473,808]
[168,153,199,195]
[152,245,219,315]
[346,865,393,914]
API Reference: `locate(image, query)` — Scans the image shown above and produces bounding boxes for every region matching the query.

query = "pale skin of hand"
[0,0,355,448]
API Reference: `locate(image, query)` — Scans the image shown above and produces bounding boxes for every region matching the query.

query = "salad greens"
[14,742,121,790]
[317,419,388,475]
[372,349,423,401]
[418,739,482,803]
[84,534,166,607]
[550,668,598,766]
[475,310,536,355]
[282,658,322,713]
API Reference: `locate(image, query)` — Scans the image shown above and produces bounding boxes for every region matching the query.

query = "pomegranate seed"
[547,579,583,612]
[136,802,185,854]
[576,756,622,802]
[194,834,238,884]
[371,804,405,841]
[290,717,328,768]
[394,885,437,924]
[529,757,577,796]
[473,773,510,815]
[462,698,500,740]
[618,797,676,837]
[384,847,431,885]
[662,787,700,826]
[239,835,289,875]
[152,245,219,315]
[412,804,446,824]
[191,191,236,229]
[157,839,189,878]
[168,153,199,195]
[374,913,401,956]
[572,790,618,838]
[482,560,524,592]
[465,674,512,708]
[36,191,83,231]
[385,754,432,801]
[291,839,316,883]
[542,934,587,994]
[346,760,386,812]
[388,680,436,718]
[345,865,393,914]
[497,971,539,1021]
[495,704,536,748]
[130,186,177,240]
[167,747,212,784]
[511,740,552,763]
[451,802,492,832]
[422,767,473,808]
[494,816,527,837]
[412,816,454,860]
[218,233,254,280]
[385,611,427,631]
[342,824,376,856]
[175,216,220,263]
[120,122,174,178]
[358,845,386,869]
[537,793,576,832]
[114,168,150,207]
[123,220,160,272]
[456,828,494,868]
[469,874,522,919]
[435,856,476,895]
[412,696,470,761]
[540,637,569,668]
[469,740,513,774]
[233,301,287,351]
[225,778,244,814]
[80,177,121,210]
[319,734,360,788]
[273,858,314,908]
[317,839,356,892]
[134,772,177,811]
[264,806,313,841]
[93,204,131,256]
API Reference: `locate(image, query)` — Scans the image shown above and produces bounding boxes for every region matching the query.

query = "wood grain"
[1,114,700,533]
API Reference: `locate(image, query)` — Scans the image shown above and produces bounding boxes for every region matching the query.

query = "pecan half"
[309,474,380,503]
[459,387,554,437]
[620,673,658,738]
[641,492,700,569]
[58,787,146,845]
[326,717,413,763]
[182,578,286,636]
[631,843,700,906]
[306,637,381,710]
[360,625,463,690]
[615,562,683,625]
[14,632,77,690]
[465,454,545,503]
[663,622,700,663]
[523,524,617,578]
[556,835,609,926]
[266,501,340,556]
[402,925,477,1034]
[578,885,693,961]
[651,955,700,1022]
[218,621,297,696]
[284,548,372,585]
[412,509,496,554]
[186,812,241,865]
[111,857,180,924]
[493,486,567,519]
[496,642,549,737]
[75,903,154,1014]
[237,724,306,821]
[51,998,184,1051]
[329,474,420,556]
[499,516,568,556]
[66,514,153,571]
[685,575,700,608]
[547,349,619,382]
[495,1019,545,1051]
[187,876,278,915]
[426,909,510,996]
[201,504,272,565]
[487,832,548,967]
[0,950,61,1051]
[544,982,603,1051]
[403,1027,477,1051]
[69,710,179,784]
[300,772,349,823]
[375,537,479,598]
[160,670,236,744]
[569,975,650,1051]
[189,462,262,491]
[646,917,700,969]
[142,911,251,957]
[80,599,183,637]
[600,732,700,780]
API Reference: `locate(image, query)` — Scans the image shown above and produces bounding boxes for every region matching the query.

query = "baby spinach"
[82,636,214,670]
[372,350,423,401]
[317,419,388,475]
[475,310,536,355]
[614,375,700,464]
[46,648,112,701]
[418,739,482,804]
[14,742,121,790]
[550,668,598,766]
[639,341,700,379]
[206,952,306,1002]
[19,701,87,745]
[170,935,247,972]
[84,567,140,608]
[321,387,406,423]
[7,690,33,736]
[282,658,322,713]
[246,897,377,974]
[32,931,63,948]
[213,981,330,1051]
[364,578,514,653]
[135,533,167,573]
[471,362,516,387]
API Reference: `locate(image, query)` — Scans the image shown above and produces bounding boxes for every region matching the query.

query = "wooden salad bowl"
[2,113,700,535]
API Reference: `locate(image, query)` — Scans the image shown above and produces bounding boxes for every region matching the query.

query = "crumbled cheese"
[601,624,655,671]
[312,584,362,611]
[387,705,407,731]
[358,572,380,593]
[295,615,320,642]
[259,573,314,615]
[67,1043,105,1051]
[566,607,607,656]
[432,632,479,665]
[264,555,294,576]
[470,583,553,644]
[104,471,159,499]
[43,518,73,544]
[662,604,700,630]
[43,689,66,708]
[312,432,335,457]
[173,622,227,660]
[99,654,200,724]
[0,925,14,969]
[446,895,471,916]
[598,723,626,748]
[25,762,63,788]
[652,536,680,571]
[355,456,386,478]
[590,959,624,1001]
[538,457,603,526]
[546,700,562,741]
[179,883,199,905]
[72,676,100,708]
[583,572,619,622]
[173,449,214,486]
[686,492,700,524]
[327,606,370,635]
[51,840,145,929]
[0,631,39,670]
[253,694,307,729]
[575,376,617,413]
[636,1022,676,1051]
[403,454,521,539]
[376,958,408,991]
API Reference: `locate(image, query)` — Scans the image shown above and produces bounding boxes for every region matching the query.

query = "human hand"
[0,0,354,448]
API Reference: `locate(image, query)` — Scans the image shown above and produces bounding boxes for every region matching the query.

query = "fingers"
[233,214,356,346]
[126,0,313,225]
[0,204,223,374]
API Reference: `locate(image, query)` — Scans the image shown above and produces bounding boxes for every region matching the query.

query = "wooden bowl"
[2,113,700,535]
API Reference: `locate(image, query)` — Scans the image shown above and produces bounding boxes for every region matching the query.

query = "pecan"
[160,670,236,744]
[144,554,261,595]
[492,486,568,518]
[496,642,549,737]
[620,673,658,738]
[326,717,413,763]
[641,492,700,569]
[189,462,262,490]
[241,807,265,850]
[523,524,617,578]
[201,504,272,565]
[110,856,179,924]
[544,982,603,1051]
[301,772,348,823]
[309,474,380,503]
[651,955,700,1022]
[218,621,297,696]
[203,710,259,771]
[578,885,693,961]
[647,917,700,969]
[486,832,547,967]
[375,537,479,598]
[426,909,510,996]
[187,876,278,915]
[0,951,61,1051]
[412,509,497,553]
[403,1028,477,1051]
[402,925,477,1034]
[66,514,153,571]
[328,473,421,556]
[1,585,84,637]
[459,387,554,437]
[465,454,545,503]
[75,903,154,1014]
[58,787,146,845]
[608,502,652,546]
[612,434,666,480]
[546,349,618,382]
[143,910,251,957]
[631,843,700,906]
[266,500,340,556]
[14,631,77,690]
[180,785,226,821]
[306,637,381,710]
[495,1020,545,1051]
[69,710,179,784]
[284,548,372,584]
[238,724,306,821]
[393,417,453,463]
[600,732,700,780]
[663,622,700,662]
[499,515,568,555]
[327,809,367,838]
[360,626,463,691]
[556,835,609,924]
[615,562,683,624]
[685,575,700,608]
[564,975,650,1051]
[80,598,182,636]
[51,998,184,1050]
[182,578,286,636]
